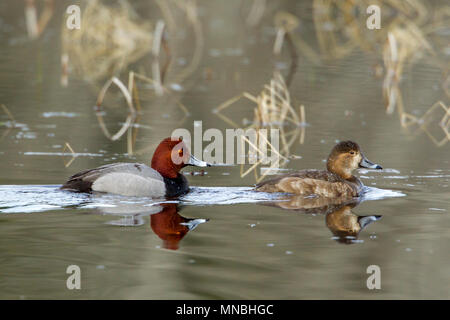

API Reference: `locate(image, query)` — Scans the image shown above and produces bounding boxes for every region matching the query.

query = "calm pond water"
[0,0,449,299]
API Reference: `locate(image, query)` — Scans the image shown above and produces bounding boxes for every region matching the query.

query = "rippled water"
[0,185,405,214]
[1,0,449,299]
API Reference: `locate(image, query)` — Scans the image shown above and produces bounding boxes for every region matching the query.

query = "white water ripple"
[0,184,405,214]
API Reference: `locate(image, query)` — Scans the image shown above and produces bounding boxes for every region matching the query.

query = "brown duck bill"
[359,156,382,170]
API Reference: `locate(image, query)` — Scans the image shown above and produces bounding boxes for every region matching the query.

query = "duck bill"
[358,215,382,229]
[187,154,211,167]
[359,156,382,170]
[180,218,209,231]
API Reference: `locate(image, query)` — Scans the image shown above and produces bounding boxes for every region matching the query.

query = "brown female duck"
[255,141,382,198]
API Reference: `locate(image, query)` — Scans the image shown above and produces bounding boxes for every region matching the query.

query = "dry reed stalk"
[239,131,289,182]
[276,0,447,148]
[383,23,435,124]
[61,0,153,83]
[275,9,320,65]
[246,0,266,27]
[124,71,190,155]
[393,100,449,147]
[419,101,449,147]
[444,73,450,99]
[296,0,442,63]
[93,67,191,154]
[152,20,166,96]
[60,53,69,87]
[312,0,356,60]
[62,142,76,167]
[61,1,201,157]
[130,72,189,117]
[126,79,145,156]
[272,12,303,87]
[214,73,302,129]
[1,104,16,126]
[24,0,54,39]
[37,0,54,35]
[299,105,306,144]
[62,0,202,98]
[25,0,38,39]
[239,135,267,179]
[95,77,136,142]
[170,0,204,85]
[273,11,299,55]
[0,104,16,140]
[214,73,306,182]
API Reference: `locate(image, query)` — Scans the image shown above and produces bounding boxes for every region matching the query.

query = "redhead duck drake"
[61,137,210,197]
[255,141,382,198]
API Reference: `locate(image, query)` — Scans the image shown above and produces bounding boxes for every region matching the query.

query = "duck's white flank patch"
[92,172,165,197]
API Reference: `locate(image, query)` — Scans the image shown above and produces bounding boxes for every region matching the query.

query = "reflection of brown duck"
[266,194,358,215]
[261,196,381,244]
[151,203,208,250]
[326,204,381,244]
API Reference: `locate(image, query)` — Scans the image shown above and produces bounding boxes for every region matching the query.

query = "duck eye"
[349,151,355,155]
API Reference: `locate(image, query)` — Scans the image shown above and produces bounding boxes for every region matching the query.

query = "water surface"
[0,0,449,299]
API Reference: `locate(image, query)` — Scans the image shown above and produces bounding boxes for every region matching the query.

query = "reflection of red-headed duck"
[61,137,210,197]
[256,141,382,198]
[151,203,208,250]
